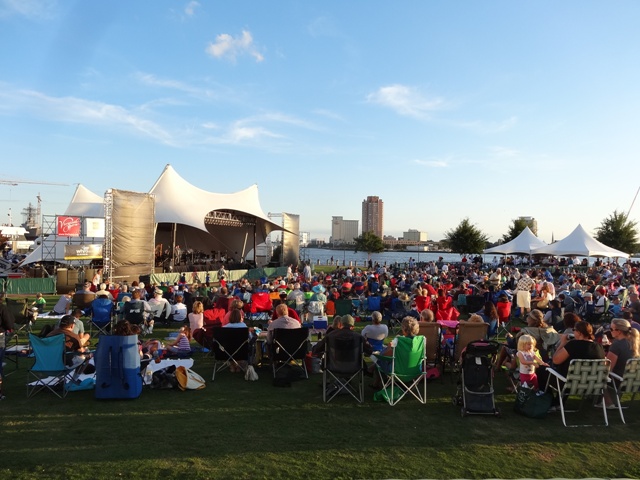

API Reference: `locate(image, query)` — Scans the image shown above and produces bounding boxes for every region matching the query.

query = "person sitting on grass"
[31,293,46,312]
[169,295,187,323]
[166,325,192,356]
[51,290,74,316]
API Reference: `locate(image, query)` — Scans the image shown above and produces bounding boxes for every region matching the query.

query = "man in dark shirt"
[312,315,373,357]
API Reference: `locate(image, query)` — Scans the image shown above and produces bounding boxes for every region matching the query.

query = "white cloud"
[367,84,445,118]
[227,124,280,143]
[0,86,176,146]
[414,159,448,168]
[184,1,199,17]
[0,0,55,19]
[205,30,264,63]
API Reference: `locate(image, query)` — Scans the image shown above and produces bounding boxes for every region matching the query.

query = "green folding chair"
[375,335,427,406]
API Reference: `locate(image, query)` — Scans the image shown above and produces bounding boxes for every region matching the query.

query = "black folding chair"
[209,327,250,381]
[270,327,309,379]
[323,333,364,403]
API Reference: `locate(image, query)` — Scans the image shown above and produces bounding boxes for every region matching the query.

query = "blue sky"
[1,0,639,243]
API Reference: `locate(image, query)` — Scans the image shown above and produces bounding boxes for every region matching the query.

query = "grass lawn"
[2,297,640,479]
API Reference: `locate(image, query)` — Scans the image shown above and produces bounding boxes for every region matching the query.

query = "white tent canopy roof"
[483,227,547,255]
[149,164,279,233]
[65,184,104,217]
[531,224,630,259]
[22,165,286,264]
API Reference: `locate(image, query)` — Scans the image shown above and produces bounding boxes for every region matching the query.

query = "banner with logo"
[57,216,81,237]
[64,244,103,260]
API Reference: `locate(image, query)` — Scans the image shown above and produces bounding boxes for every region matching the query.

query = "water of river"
[299,247,640,268]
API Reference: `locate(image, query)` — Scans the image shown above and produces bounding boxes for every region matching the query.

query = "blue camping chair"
[367,296,382,313]
[89,298,114,337]
[27,334,78,399]
[366,338,385,353]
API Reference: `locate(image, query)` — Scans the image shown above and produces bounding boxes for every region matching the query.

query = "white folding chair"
[609,358,640,424]
[546,358,612,427]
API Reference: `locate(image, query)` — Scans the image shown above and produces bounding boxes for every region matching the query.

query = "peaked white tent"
[531,224,630,259]
[22,165,286,265]
[150,164,285,259]
[65,184,104,217]
[483,227,547,255]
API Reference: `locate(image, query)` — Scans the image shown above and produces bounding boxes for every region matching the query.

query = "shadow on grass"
[2,350,640,479]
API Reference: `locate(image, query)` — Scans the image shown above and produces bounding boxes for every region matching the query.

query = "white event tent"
[22,164,284,265]
[483,227,547,255]
[531,224,630,259]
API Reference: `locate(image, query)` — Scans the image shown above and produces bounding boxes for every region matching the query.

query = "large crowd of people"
[4,255,640,404]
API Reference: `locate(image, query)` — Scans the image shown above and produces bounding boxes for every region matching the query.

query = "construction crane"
[0,178,69,187]
[0,178,69,227]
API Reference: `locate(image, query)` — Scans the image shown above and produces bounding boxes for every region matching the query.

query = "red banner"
[57,216,81,237]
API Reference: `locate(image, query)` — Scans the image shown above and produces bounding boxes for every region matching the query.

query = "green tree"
[354,231,385,260]
[594,210,639,255]
[501,218,531,244]
[443,218,489,255]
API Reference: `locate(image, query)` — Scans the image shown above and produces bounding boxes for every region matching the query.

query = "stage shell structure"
[22,164,289,281]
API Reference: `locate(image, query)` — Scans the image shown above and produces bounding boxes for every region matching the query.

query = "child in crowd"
[166,325,192,355]
[31,293,46,311]
[515,334,548,390]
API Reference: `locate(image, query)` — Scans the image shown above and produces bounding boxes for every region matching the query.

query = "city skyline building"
[362,195,384,238]
[403,229,429,242]
[331,216,359,245]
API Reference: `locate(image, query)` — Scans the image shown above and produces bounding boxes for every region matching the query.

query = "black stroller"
[453,340,501,417]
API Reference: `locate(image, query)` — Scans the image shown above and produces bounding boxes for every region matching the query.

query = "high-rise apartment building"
[331,216,359,245]
[362,196,384,238]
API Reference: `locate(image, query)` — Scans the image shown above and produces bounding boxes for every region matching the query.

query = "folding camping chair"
[323,333,364,403]
[209,327,251,381]
[5,298,34,337]
[270,327,310,379]
[447,321,488,374]
[608,357,640,424]
[72,292,95,310]
[375,335,427,406]
[496,301,513,337]
[89,301,114,338]
[27,334,81,399]
[418,322,442,373]
[334,299,353,317]
[366,296,382,315]
[246,292,273,326]
[545,358,612,427]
